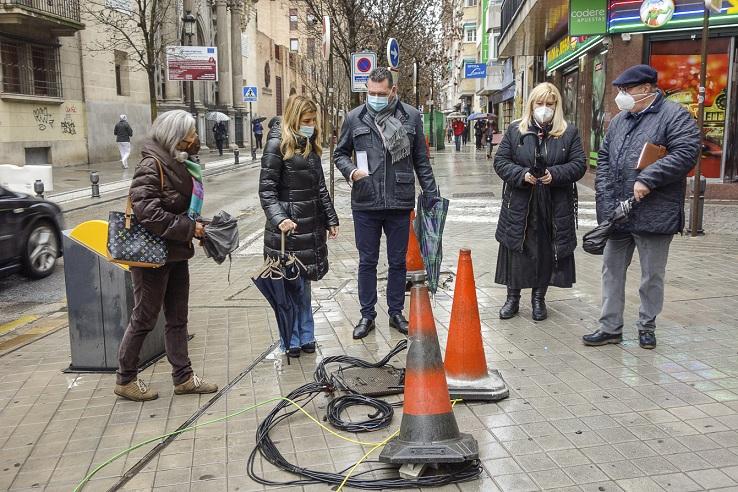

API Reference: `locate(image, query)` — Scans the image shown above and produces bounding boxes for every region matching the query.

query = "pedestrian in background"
[259,95,339,358]
[474,119,485,150]
[115,110,217,402]
[447,123,453,144]
[334,67,437,339]
[485,120,496,159]
[583,65,700,350]
[462,120,469,146]
[452,118,464,151]
[493,82,586,321]
[114,114,133,169]
[213,121,228,156]
[253,118,264,150]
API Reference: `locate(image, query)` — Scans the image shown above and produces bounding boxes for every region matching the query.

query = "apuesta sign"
[464,63,487,79]
[569,0,608,36]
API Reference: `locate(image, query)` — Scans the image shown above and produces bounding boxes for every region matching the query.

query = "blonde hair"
[280,95,322,160]
[519,82,568,138]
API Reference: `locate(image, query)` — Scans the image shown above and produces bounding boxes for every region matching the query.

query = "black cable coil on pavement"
[246,340,484,489]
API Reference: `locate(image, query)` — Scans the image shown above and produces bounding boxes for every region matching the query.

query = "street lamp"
[182,11,197,120]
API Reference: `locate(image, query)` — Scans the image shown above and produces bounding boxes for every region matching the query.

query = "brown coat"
[129,139,196,262]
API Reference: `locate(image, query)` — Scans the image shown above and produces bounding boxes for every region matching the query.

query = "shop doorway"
[724,39,738,182]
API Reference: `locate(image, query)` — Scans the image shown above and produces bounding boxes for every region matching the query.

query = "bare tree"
[82,0,179,120]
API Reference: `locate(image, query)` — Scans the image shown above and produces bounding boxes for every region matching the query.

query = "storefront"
[608,0,738,181]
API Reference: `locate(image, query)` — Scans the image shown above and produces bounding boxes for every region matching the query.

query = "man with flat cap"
[583,64,700,350]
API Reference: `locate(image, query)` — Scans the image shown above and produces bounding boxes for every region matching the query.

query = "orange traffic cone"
[406,210,425,273]
[444,249,509,401]
[379,272,478,465]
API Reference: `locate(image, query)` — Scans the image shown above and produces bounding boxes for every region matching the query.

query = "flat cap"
[612,64,658,87]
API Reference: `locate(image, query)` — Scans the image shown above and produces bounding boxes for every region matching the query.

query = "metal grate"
[1,0,81,23]
[331,365,405,397]
[0,38,62,98]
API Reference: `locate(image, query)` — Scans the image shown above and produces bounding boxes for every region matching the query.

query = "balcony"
[0,0,83,37]
[498,0,567,57]
[476,61,505,95]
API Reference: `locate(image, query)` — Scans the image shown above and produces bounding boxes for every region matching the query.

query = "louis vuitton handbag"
[107,159,168,268]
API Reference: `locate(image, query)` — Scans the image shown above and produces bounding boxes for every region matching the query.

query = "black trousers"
[216,139,224,155]
[352,209,410,320]
[117,261,193,386]
[255,134,263,149]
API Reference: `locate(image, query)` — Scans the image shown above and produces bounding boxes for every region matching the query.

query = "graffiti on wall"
[33,107,55,131]
[61,114,77,135]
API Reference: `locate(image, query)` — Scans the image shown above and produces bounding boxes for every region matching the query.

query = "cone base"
[379,431,479,464]
[447,369,510,402]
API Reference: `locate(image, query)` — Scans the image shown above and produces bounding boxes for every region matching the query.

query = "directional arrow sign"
[387,38,400,69]
[242,86,258,103]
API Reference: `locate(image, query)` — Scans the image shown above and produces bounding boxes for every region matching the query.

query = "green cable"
[72,395,391,492]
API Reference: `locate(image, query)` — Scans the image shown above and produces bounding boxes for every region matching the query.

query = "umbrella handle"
[281,231,285,255]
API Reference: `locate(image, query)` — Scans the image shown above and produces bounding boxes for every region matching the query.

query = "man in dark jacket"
[334,67,437,339]
[114,114,133,169]
[213,121,228,155]
[583,65,700,350]
[253,119,264,149]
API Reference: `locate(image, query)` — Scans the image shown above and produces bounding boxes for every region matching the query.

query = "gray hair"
[369,67,394,88]
[151,110,196,158]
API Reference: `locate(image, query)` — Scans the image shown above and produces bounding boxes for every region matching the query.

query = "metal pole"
[249,102,256,160]
[328,51,335,203]
[690,6,710,237]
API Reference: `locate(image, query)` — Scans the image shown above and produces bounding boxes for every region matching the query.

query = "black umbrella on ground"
[583,197,636,255]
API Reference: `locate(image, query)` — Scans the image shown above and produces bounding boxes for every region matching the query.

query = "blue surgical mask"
[299,125,314,138]
[367,95,389,112]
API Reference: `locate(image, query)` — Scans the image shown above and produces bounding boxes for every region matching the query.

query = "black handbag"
[107,158,168,268]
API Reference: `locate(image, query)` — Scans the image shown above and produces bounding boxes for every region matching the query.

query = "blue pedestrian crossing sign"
[242,86,258,103]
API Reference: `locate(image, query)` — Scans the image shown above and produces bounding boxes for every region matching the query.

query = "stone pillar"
[230,1,244,147]
[215,0,232,110]
[163,5,181,102]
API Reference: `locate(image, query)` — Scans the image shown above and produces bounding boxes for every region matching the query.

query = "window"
[290,38,299,52]
[490,32,500,60]
[464,25,477,43]
[307,38,315,58]
[114,50,130,96]
[307,13,316,25]
[465,0,477,6]
[0,39,61,97]
[289,8,298,30]
[275,44,281,61]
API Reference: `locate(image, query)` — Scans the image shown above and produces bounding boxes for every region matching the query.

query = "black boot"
[499,288,521,319]
[531,287,548,321]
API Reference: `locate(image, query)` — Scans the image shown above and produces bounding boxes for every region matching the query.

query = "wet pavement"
[2,146,738,491]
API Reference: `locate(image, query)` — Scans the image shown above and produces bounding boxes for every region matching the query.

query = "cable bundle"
[326,394,394,433]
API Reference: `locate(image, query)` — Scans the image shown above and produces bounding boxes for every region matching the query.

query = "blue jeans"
[353,209,410,320]
[285,277,314,350]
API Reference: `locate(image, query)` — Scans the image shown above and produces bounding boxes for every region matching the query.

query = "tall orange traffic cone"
[444,249,509,401]
[406,211,425,273]
[379,272,478,465]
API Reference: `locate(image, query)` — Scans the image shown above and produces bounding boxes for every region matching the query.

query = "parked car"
[0,186,64,279]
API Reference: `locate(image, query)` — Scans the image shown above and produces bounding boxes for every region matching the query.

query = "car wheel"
[22,221,59,279]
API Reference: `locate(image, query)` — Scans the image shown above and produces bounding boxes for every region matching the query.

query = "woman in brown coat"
[115,110,217,402]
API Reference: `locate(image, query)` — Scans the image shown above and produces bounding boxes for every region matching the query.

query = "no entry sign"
[351,52,376,93]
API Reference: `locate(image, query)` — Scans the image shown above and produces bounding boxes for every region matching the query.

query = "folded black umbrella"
[583,197,635,255]
[201,210,239,264]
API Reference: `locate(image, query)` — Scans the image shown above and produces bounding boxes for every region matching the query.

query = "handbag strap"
[125,156,166,229]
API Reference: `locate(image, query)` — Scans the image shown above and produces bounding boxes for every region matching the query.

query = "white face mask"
[615,90,655,112]
[533,106,554,125]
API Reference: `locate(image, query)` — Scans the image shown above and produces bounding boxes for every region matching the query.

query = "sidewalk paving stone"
[1,147,738,491]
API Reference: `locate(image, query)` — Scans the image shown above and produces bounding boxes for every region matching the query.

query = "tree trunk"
[147,68,158,122]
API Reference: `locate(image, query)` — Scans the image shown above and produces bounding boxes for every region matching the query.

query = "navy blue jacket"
[595,92,700,234]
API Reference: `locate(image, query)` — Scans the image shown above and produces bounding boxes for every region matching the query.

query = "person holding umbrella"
[583,65,700,349]
[252,117,265,150]
[259,95,339,358]
[493,82,586,321]
[452,118,465,151]
[213,120,228,155]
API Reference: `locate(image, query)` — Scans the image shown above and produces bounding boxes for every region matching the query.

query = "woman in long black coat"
[493,82,586,321]
[259,95,339,357]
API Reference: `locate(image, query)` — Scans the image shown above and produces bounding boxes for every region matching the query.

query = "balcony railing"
[0,0,81,23]
[500,0,524,44]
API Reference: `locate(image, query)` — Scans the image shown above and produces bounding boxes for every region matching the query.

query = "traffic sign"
[242,86,258,102]
[351,52,376,93]
[322,16,331,61]
[387,38,400,69]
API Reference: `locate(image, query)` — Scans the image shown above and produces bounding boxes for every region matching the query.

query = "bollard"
[33,179,44,199]
[251,146,257,161]
[234,148,239,164]
[687,175,706,235]
[90,171,100,198]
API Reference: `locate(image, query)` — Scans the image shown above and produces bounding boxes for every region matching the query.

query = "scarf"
[184,159,204,218]
[367,97,411,164]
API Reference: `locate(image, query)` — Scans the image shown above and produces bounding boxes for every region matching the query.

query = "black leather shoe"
[286,347,301,358]
[582,330,622,346]
[639,331,656,349]
[531,287,548,321]
[353,318,376,339]
[499,288,521,319]
[389,314,409,335]
[301,342,316,353]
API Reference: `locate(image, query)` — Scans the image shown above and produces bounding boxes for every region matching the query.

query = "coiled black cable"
[326,394,394,432]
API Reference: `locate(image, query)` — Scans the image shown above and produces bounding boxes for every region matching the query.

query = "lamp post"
[182,11,197,120]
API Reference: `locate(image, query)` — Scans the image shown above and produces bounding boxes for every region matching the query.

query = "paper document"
[356,151,369,174]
